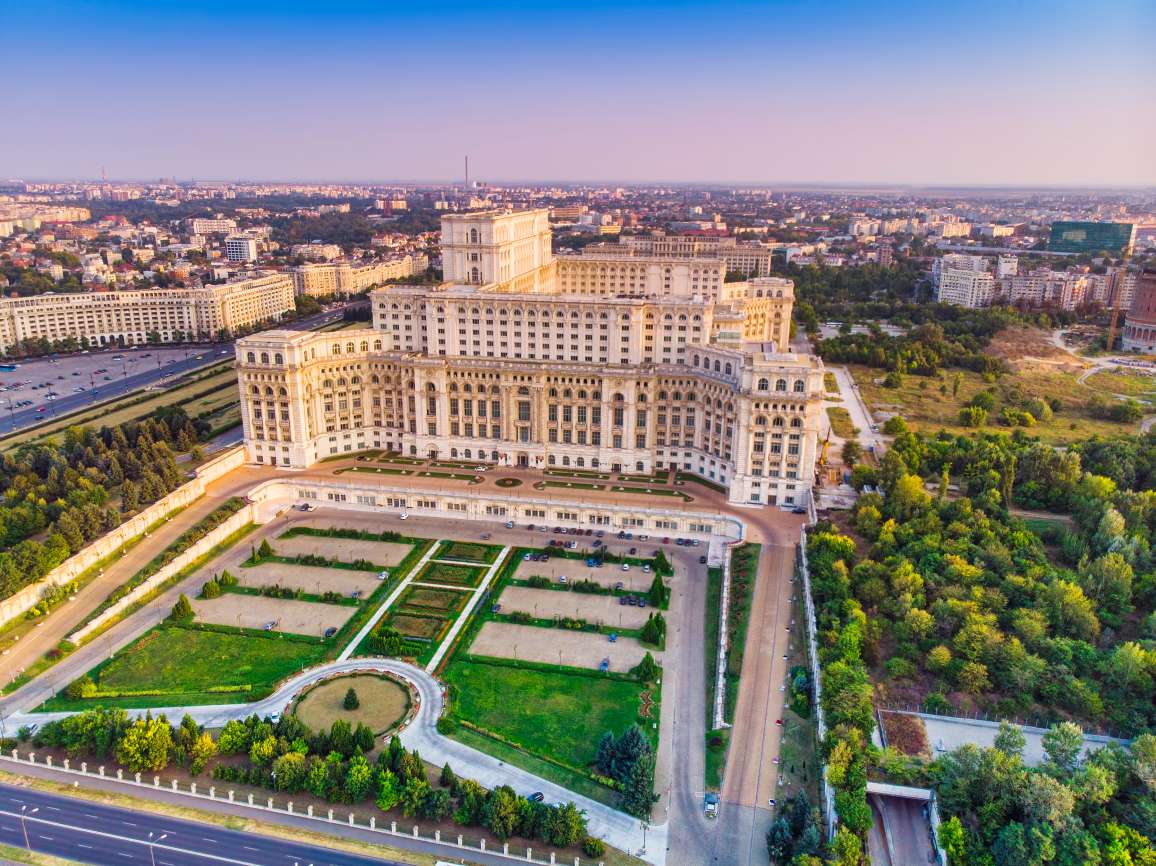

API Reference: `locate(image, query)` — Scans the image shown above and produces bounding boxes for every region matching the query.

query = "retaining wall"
[67,502,256,645]
[0,446,246,630]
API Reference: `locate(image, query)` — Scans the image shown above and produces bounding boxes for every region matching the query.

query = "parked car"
[699,555,708,565]
[323,627,337,638]
[528,792,544,803]
[505,521,514,529]
[621,563,630,572]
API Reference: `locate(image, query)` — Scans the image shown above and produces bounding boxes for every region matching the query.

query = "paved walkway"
[426,547,511,672]
[336,541,439,662]
[6,656,659,863]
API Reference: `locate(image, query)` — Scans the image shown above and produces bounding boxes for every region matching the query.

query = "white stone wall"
[0,447,247,630]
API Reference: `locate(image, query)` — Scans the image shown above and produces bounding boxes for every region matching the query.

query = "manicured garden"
[436,541,502,563]
[442,658,650,774]
[419,562,488,587]
[42,625,328,710]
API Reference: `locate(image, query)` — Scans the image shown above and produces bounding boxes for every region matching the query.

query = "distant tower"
[101,165,108,184]
[464,155,470,188]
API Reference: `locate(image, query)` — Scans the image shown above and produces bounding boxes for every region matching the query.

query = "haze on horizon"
[4,0,1154,187]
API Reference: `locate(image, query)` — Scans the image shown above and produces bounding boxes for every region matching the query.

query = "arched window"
[758,378,769,391]
[426,382,436,392]
[360,341,368,352]
[373,340,382,351]
[548,455,557,466]
[791,418,803,428]
[260,352,269,364]
[755,416,767,426]
[793,380,805,393]
[469,228,479,243]
[776,379,787,392]
[470,267,481,283]
[278,387,287,397]
[246,352,255,363]
[713,360,721,372]
[725,363,733,375]
[264,386,273,396]
[274,353,283,364]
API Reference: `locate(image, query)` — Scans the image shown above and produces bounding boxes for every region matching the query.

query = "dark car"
[528,792,544,803]
[699,555,708,565]
[323,627,337,638]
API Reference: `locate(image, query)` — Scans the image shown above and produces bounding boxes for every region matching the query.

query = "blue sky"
[3,0,1154,185]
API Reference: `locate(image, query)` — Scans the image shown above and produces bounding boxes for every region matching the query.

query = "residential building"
[0,272,293,351]
[292,255,428,297]
[291,243,343,261]
[225,234,259,263]
[188,217,238,235]
[236,209,824,508]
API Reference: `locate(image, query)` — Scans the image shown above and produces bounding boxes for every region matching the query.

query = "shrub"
[343,688,360,710]
[583,836,605,857]
[200,578,222,599]
[437,716,457,735]
[64,676,97,700]
[526,575,552,588]
[170,593,194,621]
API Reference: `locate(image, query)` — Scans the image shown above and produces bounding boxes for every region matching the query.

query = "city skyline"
[5,0,1154,186]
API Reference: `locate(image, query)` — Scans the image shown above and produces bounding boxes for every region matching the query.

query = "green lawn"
[42,625,327,710]
[443,659,647,771]
[825,406,857,438]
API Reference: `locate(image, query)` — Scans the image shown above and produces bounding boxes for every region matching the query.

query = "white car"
[474,465,487,472]
[621,563,631,571]
[399,512,409,520]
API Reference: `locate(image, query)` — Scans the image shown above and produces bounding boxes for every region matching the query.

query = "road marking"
[78,843,93,849]
[44,805,60,811]
[243,846,259,851]
[38,834,54,840]
[0,809,264,866]
[122,820,138,826]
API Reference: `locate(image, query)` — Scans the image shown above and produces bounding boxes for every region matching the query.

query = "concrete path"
[337,541,439,662]
[425,546,511,672]
[6,656,659,863]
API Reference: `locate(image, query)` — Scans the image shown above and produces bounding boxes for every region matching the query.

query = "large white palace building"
[236,210,825,507]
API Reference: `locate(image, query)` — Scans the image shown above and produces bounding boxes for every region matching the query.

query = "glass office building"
[1049,221,1136,255]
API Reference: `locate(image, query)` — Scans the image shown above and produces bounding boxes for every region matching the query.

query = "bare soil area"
[293,673,412,736]
[240,562,381,597]
[274,534,412,567]
[497,585,653,629]
[987,326,1085,372]
[512,559,653,591]
[192,594,355,636]
[469,621,658,673]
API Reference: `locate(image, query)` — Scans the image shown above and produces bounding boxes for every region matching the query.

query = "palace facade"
[236,210,824,507]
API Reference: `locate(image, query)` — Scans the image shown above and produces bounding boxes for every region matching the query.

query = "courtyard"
[237,561,382,597]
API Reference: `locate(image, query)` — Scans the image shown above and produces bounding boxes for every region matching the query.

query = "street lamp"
[639,818,649,855]
[19,805,39,850]
[147,832,168,866]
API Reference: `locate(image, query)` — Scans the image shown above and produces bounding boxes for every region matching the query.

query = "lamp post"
[20,805,39,850]
[147,832,168,866]
[639,818,649,855]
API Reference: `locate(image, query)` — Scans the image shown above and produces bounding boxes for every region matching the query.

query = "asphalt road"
[0,782,414,866]
[0,305,353,435]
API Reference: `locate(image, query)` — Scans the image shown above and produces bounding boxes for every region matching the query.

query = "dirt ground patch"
[469,621,659,673]
[987,326,1085,372]
[497,585,653,629]
[293,673,412,736]
[239,562,381,597]
[274,535,412,567]
[512,559,653,592]
[192,594,355,637]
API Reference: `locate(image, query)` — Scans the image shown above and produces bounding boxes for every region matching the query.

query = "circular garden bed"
[293,672,414,736]
[494,477,522,488]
